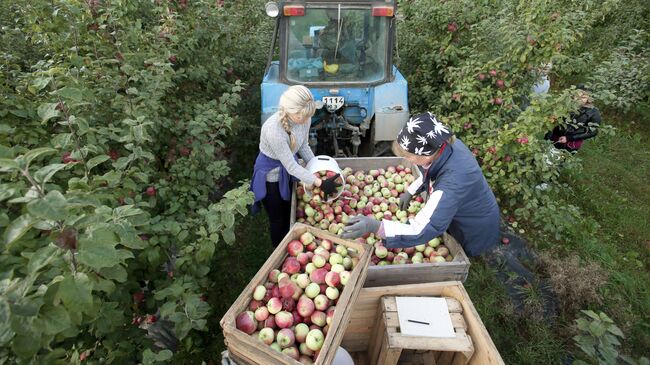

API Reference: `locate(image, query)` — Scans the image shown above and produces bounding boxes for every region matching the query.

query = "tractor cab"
[261,1,409,157]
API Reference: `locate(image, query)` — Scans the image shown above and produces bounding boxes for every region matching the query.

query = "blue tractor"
[261,0,409,157]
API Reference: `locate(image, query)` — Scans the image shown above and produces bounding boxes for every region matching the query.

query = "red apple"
[279,277,297,298]
[277,328,296,348]
[287,240,304,256]
[267,297,282,314]
[295,323,310,343]
[325,271,340,287]
[255,306,270,321]
[275,311,294,329]
[264,315,276,329]
[282,257,301,274]
[282,297,296,312]
[297,296,315,317]
[309,268,328,284]
[310,311,327,327]
[313,294,329,311]
[300,232,315,245]
[236,311,256,335]
[282,346,300,360]
[146,186,156,197]
[268,269,281,283]
[258,327,275,345]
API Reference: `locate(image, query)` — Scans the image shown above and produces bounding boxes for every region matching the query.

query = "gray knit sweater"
[259,112,316,185]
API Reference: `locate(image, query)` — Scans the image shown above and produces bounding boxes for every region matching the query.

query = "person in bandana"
[341,112,500,257]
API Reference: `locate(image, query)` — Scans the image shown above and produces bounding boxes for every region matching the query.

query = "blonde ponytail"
[278,85,317,151]
[279,109,297,150]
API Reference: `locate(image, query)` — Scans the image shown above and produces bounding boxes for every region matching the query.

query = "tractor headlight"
[265,2,279,17]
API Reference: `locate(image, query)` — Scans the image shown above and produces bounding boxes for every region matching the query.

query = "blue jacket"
[383,140,500,256]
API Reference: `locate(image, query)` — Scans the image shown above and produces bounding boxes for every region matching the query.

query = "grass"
[465,107,650,364]
[210,106,650,364]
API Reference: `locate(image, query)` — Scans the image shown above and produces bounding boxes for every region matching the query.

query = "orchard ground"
[213,109,650,364]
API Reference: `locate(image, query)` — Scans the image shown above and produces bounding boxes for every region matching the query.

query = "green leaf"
[582,310,600,321]
[76,228,121,270]
[38,304,71,335]
[3,214,34,247]
[34,163,68,184]
[12,333,41,358]
[223,212,235,228]
[29,77,52,94]
[58,273,93,313]
[24,147,57,167]
[589,321,606,337]
[143,349,173,364]
[27,191,67,221]
[99,265,127,283]
[37,103,60,123]
[0,158,19,171]
[606,324,624,337]
[87,155,110,170]
[223,228,235,244]
[0,298,14,346]
[28,244,60,274]
[53,87,83,102]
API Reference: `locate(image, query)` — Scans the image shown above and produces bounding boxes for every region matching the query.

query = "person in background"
[340,112,500,257]
[250,86,341,247]
[545,84,602,152]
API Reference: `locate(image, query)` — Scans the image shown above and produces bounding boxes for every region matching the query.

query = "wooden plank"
[376,333,401,365]
[422,350,439,365]
[365,262,469,288]
[388,332,473,353]
[220,223,372,365]
[438,351,455,365]
[368,303,386,365]
[383,297,462,314]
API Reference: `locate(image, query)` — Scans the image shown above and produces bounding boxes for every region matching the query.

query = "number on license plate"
[322,96,344,111]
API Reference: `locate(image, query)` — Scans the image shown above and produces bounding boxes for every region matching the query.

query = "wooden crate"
[290,157,470,287]
[220,223,372,365]
[340,282,505,365]
[367,296,474,365]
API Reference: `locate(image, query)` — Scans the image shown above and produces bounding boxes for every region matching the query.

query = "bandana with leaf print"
[397,112,453,155]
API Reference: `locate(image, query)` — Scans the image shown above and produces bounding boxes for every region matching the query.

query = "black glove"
[320,174,342,197]
[398,191,413,211]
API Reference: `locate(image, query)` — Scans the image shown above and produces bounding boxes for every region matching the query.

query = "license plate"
[322,96,344,111]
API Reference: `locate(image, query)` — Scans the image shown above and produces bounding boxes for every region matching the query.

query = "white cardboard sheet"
[395,296,455,338]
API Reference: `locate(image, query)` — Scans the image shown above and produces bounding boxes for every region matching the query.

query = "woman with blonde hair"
[341,112,500,257]
[251,85,341,247]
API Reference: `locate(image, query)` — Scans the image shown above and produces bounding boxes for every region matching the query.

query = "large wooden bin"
[220,223,372,365]
[290,157,471,287]
[340,282,505,365]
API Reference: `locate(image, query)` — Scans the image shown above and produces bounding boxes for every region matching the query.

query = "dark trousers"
[262,182,291,248]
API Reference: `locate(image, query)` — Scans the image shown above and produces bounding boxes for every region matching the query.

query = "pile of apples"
[296,165,455,265]
[235,231,359,364]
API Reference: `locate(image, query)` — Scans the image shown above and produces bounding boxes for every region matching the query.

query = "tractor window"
[285,8,389,84]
